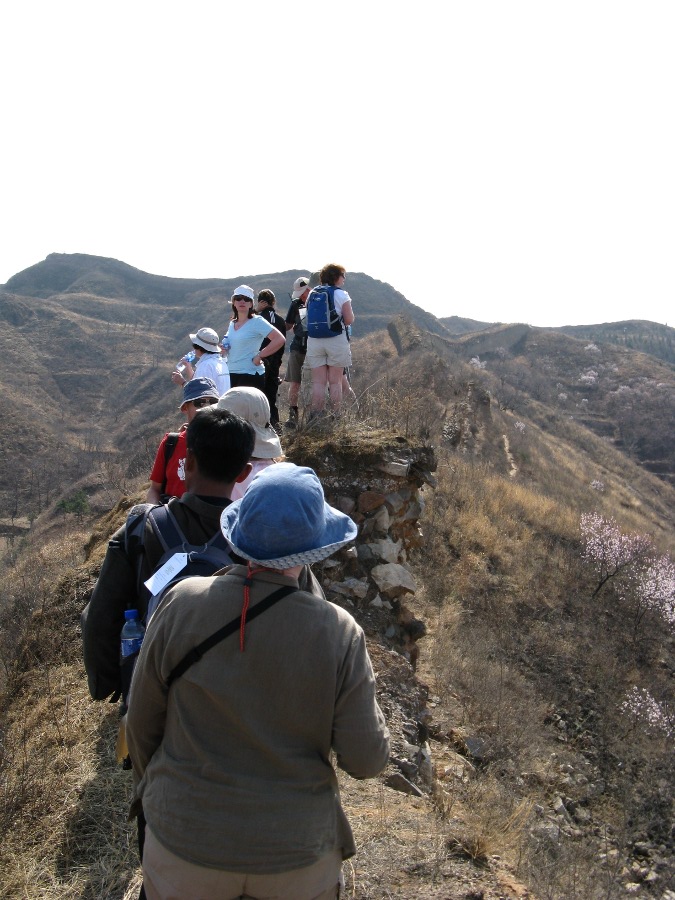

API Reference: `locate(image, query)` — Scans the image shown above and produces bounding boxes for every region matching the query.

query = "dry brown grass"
[0,519,143,900]
[1,331,673,899]
[0,677,141,900]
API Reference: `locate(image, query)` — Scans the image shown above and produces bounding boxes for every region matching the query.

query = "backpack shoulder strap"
[166,585,294,686]
[124,503,158,557]
[202,527,234,555]
[146,504,188,554]
[124,502,161,603]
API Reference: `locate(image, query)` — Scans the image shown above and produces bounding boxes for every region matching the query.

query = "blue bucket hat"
[220,463,357,568]
[180,377,220,409]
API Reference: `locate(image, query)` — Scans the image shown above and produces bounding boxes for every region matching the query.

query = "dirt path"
[502,434,518,477]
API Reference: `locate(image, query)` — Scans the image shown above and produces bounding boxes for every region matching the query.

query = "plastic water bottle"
[176,349,196,372]
[119,609,145,711]
[121,609,145,659]
[221,335,231,351]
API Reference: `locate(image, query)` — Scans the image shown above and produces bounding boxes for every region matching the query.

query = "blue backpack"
[306,285,344,338]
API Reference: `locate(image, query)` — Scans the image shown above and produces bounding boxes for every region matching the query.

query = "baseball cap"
[232,285,255,301]
[291,276,309,299]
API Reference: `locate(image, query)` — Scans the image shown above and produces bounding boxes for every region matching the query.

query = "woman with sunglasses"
[223,285,286,390]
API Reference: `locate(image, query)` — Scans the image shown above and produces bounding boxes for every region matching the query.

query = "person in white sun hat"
[223,284,286,392]
[217,386,283,500]
[171,326,230,396]
[126,462,389,900]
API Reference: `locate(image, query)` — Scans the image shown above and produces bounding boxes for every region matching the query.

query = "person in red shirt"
[146,378,220,503]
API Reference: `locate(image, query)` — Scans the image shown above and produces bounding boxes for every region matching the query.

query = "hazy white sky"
[1,2,673,327]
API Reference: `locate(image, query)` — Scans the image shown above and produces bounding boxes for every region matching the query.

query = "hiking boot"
[284,406,299,429]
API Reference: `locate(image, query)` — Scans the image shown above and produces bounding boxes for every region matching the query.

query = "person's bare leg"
[288,381,300,407]
[311,367,328,413]
[327,365,343,413]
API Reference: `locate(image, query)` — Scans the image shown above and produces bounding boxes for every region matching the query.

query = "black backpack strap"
[125,503,160,595]
[160,433,180,496]
[149,505,231,559]
[201,527,233,556]
[146,504,188,554]
[166,585,294,687]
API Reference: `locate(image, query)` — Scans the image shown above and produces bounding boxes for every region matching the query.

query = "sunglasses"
[234,296,253,303]
[192,397,218,409]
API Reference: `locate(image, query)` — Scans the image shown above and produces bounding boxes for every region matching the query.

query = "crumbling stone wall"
[286,434,436,669]
[286,431,440,797]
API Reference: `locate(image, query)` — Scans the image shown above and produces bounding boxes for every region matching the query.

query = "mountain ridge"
[0,256,674,898]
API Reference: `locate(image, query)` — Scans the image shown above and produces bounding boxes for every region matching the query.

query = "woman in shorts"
[306,263,354,418]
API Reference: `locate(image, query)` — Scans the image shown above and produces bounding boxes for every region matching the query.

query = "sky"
[1,2,673,327]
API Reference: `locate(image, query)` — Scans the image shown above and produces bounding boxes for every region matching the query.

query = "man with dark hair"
[82,407,261,898]
[82,407,256,702]
[255,289,286,429]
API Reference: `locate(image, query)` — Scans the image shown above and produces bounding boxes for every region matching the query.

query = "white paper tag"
[144,553,188,596]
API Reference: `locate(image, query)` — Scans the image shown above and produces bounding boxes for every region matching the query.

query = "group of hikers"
[170,263,356,431]
[81,263,390,900]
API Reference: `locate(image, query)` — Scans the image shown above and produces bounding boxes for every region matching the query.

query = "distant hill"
[439,313,675,368]
[555,319,675,366]
[385,315,675,488]
[439,314,495,335]
[2,253,452,341]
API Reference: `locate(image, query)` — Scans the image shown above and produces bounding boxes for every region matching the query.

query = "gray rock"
[552,796,572,823]
[372,505,391,533]
[371,563,417,598]
[385,771,424,797]
[391,756,418,779]
[531,820,562,845]
[572,807,592,825]
[328,577,369,600]
[336,496,355,515]
[378,460,410,478]
[384,489,411,513]
[418,741,434,785]
[366,537,402,563]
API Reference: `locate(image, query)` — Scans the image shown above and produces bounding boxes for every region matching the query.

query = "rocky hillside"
[1,305,674,899]
[1,409,674,898]
[0,429,528,899]
[385,316,675,487]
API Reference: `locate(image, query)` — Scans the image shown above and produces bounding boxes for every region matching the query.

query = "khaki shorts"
[306,332,352,369]
[143,826,342,899]
[285,348,306,383]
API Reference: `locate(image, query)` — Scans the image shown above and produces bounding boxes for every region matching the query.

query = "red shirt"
[149,426,188,499]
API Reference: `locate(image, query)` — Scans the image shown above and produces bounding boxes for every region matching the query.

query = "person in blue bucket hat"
[220,462,357,566]
[127,463,390,900]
